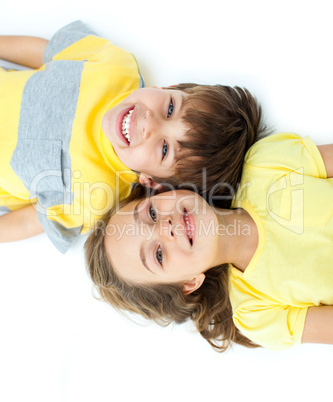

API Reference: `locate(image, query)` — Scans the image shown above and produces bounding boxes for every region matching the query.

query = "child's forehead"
[174,90,208,115]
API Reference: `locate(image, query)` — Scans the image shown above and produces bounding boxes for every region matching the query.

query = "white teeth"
[184,213,192,239]
[122,109,133,143]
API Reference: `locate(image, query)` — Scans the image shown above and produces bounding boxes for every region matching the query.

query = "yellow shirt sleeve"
[44,20,111,63]
[232,303,308,351]
[244,133,327,179]
[229,267,309,350]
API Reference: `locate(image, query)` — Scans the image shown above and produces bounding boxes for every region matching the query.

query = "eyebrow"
[133,201,140,224]
[172,143,181,165]
[169,94,185,164]
[134,202,156,275]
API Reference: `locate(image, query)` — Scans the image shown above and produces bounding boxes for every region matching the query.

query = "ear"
[182,273,206,296]
[139,173,164,192]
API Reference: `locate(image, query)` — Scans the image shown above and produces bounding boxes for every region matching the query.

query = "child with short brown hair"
[0,21,264,252]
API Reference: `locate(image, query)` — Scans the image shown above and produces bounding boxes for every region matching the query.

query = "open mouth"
[184,208,194,246]
[121,109,134,144]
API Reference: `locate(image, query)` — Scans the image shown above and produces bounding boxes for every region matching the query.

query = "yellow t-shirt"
[0,21,142,252]
[229,132,333,350]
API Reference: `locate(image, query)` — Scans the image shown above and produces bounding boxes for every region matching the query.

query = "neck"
[212,207,258,272]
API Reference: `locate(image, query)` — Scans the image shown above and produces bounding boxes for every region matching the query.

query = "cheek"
[134,149,154,165]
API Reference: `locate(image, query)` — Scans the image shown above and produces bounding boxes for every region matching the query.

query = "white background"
[1,1,333,401]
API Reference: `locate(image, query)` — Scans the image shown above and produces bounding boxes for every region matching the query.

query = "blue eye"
[156,246,163,265]
[167,99,174,118]
[149,205,157,222]
[162,141,168,160]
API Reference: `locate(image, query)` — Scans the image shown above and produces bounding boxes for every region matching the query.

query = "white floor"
[1,1,333,401]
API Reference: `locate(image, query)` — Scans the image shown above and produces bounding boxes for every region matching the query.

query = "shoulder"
[44,21,136,64]
[245,132,302,164]
[243,132,326,178]
[229,268,308,350]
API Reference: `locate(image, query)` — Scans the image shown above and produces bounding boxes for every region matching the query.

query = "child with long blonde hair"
[85,133,333,351]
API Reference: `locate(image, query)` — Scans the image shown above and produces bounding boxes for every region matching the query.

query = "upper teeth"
[184,213,192,239]
[122,110,133,143]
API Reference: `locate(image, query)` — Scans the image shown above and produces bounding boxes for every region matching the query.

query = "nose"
[142,110,159,140]
[157,218,175,240]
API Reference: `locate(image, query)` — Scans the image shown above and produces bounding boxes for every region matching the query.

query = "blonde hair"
[85,186,260,352]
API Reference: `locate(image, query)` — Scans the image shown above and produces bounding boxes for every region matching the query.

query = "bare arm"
[0,205,44,242]
[317,144,333,178]
[0,36,48,69]
[301,306,333,345]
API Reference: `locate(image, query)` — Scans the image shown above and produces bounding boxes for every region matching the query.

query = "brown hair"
[157,84,267,208]
[85,186,260,352]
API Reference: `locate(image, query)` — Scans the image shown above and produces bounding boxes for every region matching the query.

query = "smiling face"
[104,190,223,290]
[101,88,189,178]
